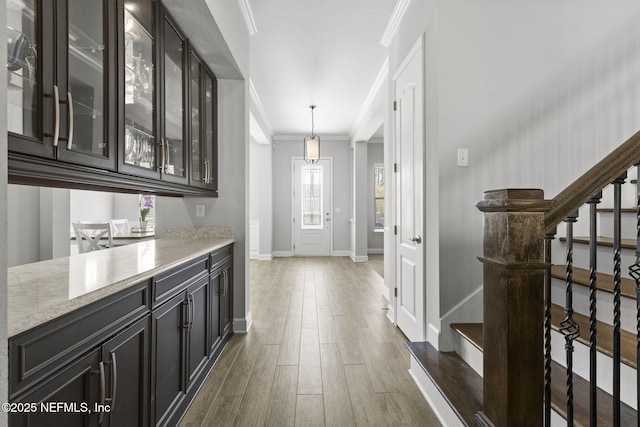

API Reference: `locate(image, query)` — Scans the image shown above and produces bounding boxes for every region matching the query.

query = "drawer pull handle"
[66,91,74,150]
[98,361,105,425]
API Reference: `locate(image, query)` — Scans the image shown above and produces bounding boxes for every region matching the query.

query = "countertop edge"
[8,238,235,338]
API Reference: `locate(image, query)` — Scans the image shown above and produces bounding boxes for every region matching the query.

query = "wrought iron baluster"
[587,191,602,427]
[629,166,640,427]
[612,173,626,427]
[544,228,556,427]
[560,210,580,426]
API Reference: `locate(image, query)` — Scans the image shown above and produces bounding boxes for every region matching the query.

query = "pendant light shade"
[304,105,320,164]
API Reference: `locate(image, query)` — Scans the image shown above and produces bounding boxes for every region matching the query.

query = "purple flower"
[140,194,153,221]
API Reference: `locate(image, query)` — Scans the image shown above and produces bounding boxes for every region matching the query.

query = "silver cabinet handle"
[203,159,208,183]
[190,294,195,331]
[165,140,170,174]
[66,92,74,150]
[409,236,422,244]
[160,139,165,172]
[98,361,106,425]
[109,351,117,410]
[52,85,60,146]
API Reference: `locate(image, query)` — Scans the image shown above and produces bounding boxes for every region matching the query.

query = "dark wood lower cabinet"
[102,316,151,427]
[9,244,233,427]
[10,349,102,427]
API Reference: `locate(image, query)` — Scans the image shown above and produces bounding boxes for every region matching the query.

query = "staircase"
[407,132,640,426]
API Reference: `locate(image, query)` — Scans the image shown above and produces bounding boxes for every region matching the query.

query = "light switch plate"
[335,207,341,214]
[196,205,205,217]
[457,148,469,167]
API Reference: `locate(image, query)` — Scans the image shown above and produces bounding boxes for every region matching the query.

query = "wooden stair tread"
[550,304,637,369]
[559,236,636,250]
[597,208,637,213]
[550,265,636,299]
[451,323,637,426]
[406,341,482,426]
[451,323,483,350]
[550,360,637,427]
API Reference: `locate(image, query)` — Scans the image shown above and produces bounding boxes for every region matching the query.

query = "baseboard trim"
[332,250,351,257]
[233,311,252,333]
[249,252,259,260]
[273,251,293,257]
[408,357,465,427]
[367,248,384,254]
[350,254,368,263]
[257,254,273,261]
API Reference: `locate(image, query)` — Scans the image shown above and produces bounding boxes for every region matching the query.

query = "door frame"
[290,156,334,256]
[392,34,426,341]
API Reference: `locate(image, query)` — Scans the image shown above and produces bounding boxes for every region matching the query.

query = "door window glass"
[302,165,323,229]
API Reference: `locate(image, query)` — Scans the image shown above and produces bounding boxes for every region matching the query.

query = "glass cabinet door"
[62,0,111,165]
[190,52,202,185]
[162,16,186,182]
[203,70,217,190]
[122,0,156,173]
[6,0,52,157]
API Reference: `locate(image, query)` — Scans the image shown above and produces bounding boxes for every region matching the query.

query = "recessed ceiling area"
[249,0,396,138]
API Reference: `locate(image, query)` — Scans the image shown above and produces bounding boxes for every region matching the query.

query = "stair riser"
[553,241,637,280]
[551,329,637,410]
[597,211,638,241]
[551,278,637,333]
[452,332,483,377]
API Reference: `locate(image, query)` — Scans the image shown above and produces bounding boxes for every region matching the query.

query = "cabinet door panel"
[7,0,55,158]
[10,348,101,427]
[161,14,187,183]
[187,278,208,390]
[153,291,186,425]
[102,316,150,427]
[57,0,116,169]
[209,270,222,355]
[120,0,159,178]
[189,51,202,185]
[220,262,233,339]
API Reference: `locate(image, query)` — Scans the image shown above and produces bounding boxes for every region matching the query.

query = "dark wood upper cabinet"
[8,0,117,170]
[118,0,161,180]
[159,12,188,185]
[7,0,219,196]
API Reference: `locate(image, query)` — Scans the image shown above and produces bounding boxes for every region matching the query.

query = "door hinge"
[394,225,397,235]
[293,217,296,223]
[394,288,398,297]
[393,101,397,111]
[393,163,398,173]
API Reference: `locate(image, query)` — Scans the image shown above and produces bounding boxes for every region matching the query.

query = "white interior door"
[293,158,332,256]
[394,38,425,342]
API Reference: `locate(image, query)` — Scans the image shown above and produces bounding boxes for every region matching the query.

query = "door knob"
[410,236,422,244]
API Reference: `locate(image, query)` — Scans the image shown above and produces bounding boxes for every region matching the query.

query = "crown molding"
[237,0,257,36]
[249,79,274,138]
[349,58,388,139]
[380,0,412,47]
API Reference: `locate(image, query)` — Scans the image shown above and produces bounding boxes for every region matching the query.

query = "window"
[302,165,323,229]
[374,163,384,230]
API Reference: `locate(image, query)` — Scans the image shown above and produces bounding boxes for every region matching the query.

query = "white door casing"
[394,36,425,342]
[293,158,332,256]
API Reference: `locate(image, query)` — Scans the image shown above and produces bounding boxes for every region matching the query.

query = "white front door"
[394,37,425,342]
[293,158,332,256]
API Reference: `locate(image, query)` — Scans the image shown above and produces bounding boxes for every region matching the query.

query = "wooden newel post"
[475,189,554,427]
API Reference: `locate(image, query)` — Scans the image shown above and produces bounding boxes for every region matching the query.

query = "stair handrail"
[544,130,640,232]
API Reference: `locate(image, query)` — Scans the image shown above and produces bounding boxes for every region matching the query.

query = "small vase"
[139,220,147,231]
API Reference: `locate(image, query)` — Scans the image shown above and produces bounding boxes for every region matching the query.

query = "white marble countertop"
[8,237,234,337]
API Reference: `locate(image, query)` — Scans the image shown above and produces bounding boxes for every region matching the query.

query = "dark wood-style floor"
[180,257,440,426]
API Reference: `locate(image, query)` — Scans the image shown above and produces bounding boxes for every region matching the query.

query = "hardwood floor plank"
[299,328,321,366]
[295,394,325,427]
[201,395,243,426]
[265,365,298,427]
[233,344,280,426]
[320,343,356,427]
[297,363,323,395]
[344,364,387,426]
[277,315,302,366]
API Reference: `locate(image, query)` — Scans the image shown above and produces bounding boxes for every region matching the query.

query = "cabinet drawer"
[153,255,209,307]
[210,244,233,271]
[9,281,150,399]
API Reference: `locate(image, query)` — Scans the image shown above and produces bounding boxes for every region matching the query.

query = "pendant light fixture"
[304,105,320,164]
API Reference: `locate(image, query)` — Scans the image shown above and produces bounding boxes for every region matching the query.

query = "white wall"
[390,0,640,349]
[7,185,40,267]
[272,139,351,255]
[353,141,368,261]
[367,141,384,253]
[249,140,273,258]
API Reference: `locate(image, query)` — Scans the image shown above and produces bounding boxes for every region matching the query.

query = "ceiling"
[248,0,397,139]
